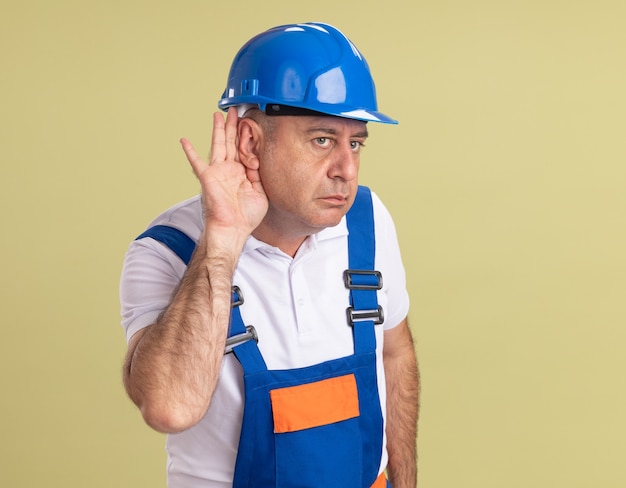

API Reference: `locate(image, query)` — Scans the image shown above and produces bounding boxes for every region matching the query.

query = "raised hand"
[180,107,268,245]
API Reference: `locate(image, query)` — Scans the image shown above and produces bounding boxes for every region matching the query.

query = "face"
[254,114,368,245]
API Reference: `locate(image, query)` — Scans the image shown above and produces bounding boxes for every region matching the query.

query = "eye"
[315,137,331,147]
[350,140,365,151]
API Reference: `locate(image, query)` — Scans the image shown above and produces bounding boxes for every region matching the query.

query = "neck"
[251,209,316,257]
[251,225,308,258]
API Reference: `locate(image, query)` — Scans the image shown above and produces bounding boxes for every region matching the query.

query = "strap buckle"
[231,286,244,307]
[343,269,383,290]
[346,306,385,326]
[224,325,258,354]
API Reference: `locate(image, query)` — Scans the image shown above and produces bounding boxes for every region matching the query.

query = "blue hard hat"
[218,22,398,124]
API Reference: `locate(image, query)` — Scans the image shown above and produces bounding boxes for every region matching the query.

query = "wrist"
[196,227,247,272]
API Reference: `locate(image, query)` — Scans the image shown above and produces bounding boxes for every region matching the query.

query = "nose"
[328,141,359,182]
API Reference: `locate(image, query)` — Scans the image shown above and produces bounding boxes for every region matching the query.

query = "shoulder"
[369,190,399,239]
[122,194,204,288]
[142,194,204,242]
[120,195,203,340]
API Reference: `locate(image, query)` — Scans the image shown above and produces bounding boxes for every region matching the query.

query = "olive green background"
[2,0,625,486]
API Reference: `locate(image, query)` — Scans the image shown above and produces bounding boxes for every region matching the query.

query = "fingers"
[210,107,239,165]
[224,107,240,163]
[180,137,206,178]
[181,108,240,178]
[209,111,226,164]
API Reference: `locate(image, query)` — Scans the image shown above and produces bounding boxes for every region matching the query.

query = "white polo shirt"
[120,190,410,487]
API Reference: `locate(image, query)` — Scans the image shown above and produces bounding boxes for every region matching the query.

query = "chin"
[310,212,347,231]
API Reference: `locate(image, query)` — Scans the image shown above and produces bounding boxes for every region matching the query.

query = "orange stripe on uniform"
[270,374,360,433]
[371,471,387,488]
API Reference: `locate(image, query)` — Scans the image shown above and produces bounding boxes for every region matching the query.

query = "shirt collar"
[241,215,349,255]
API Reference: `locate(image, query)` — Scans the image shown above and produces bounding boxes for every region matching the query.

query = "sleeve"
[371,192,410,331]
[119,237,188,342]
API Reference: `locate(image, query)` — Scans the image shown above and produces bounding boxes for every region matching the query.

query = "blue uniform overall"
[136,186,389,488]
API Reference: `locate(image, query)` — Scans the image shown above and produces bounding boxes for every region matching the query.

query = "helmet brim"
[219,99,398,125]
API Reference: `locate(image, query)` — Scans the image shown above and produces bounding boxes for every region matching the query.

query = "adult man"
[120,22,418,487]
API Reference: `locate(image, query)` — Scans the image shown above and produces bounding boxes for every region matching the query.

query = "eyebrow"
[304,127,369,138]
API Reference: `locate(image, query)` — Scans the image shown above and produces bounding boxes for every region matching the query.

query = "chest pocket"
[271,374,360,433]
[270,370,371,487]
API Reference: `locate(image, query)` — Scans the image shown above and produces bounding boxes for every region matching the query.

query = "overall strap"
[134,225,266,370]
[345,186,382,355]
[136,225,196,265]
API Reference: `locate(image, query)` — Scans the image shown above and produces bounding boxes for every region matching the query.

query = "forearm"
[123,232,243,433]
[384,323,420,488]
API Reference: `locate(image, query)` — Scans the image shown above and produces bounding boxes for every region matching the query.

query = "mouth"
[319,194,349,206]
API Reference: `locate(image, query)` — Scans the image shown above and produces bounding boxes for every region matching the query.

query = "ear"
[237,118,262,170]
